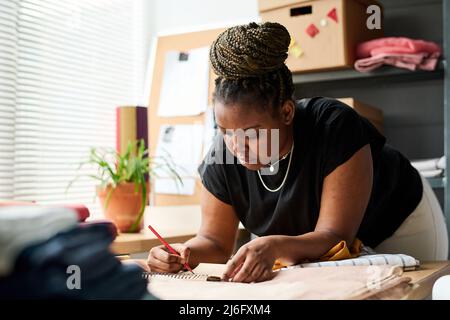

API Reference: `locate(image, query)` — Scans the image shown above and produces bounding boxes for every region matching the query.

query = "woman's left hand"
[222,236,277,283]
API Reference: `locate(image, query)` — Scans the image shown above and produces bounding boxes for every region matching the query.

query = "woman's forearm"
[184,235,232,268]
[271,231,344,265]
[184,230,344,268]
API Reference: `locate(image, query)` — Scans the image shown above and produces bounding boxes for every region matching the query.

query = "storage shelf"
[289,0,449,258]
[292,61,445,85]
[427,176,446,189]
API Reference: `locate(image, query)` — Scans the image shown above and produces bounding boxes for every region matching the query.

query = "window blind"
[0,0,145,216]
[0,0,18,200]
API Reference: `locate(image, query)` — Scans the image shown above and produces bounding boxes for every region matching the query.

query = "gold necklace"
[257,142,294,193]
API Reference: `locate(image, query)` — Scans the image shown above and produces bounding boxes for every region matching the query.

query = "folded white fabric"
[437,156,446,170]
[411,156,445,171]
[292,254,420,271]
[290,245,419,271]
[0,206,77,276]
[419,169,444,178]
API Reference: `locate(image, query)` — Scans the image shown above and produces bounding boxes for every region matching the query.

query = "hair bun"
[210,22,291,80]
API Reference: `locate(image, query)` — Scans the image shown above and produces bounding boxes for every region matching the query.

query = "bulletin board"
[147,28,224,206]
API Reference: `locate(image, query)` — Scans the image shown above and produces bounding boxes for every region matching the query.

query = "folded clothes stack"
[411,156,446,178]
[0,201,91,222]
[355,37,442,73]
[0,201,119,237]
[0,206,153,300]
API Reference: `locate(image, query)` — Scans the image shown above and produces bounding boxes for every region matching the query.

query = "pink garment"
[356,37,442,59]
[355,52,440,72]
[354,37,442,73]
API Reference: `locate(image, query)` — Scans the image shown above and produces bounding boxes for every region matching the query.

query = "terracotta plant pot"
[96,182,149,233]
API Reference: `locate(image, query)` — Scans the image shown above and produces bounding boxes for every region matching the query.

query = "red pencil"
[148,224,194,274]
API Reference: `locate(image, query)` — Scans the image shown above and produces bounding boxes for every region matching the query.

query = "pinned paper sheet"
[158,47,209,117]
[154,124,204,195]
[154,178,196,196]
[202,107,217,158]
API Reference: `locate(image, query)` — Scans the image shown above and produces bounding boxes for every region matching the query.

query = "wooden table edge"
[403,261,450,300]
[111,229,251,255]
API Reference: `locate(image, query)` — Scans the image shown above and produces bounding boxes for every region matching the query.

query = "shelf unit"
[294,63,446,191]
[292,61,445,84]
[292,0,450,257]
[443,0,450,258]
[427,176,446,189]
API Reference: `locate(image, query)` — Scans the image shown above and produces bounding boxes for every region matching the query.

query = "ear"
[279,100,295,125]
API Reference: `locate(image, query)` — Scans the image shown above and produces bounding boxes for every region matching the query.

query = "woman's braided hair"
[210,22,295,113]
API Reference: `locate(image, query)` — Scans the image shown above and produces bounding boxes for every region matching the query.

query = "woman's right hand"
[147,243,191,273]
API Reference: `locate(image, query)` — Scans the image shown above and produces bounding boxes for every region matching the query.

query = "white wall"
[143,0,259,55]
[141,0,260,103]
[150,0,259,35]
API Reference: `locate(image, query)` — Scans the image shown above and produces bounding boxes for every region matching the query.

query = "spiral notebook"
[144,264,225,282]
[145,271,221,281]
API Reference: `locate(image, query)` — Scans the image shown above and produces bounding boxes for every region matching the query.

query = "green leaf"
[68,138,182,232]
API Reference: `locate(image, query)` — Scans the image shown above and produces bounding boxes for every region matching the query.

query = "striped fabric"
[293,253,420,271]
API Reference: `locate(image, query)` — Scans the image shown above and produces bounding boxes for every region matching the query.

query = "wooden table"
[111,205,250,255]
[126,260,450,300]
[111,206,450,299]
[403,261,450,299]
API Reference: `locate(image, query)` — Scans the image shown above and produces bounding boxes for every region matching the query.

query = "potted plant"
[70,139,182,233]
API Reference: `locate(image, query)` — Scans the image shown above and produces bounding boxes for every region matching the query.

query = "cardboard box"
[259,0,383,73]
[338,97,384,133]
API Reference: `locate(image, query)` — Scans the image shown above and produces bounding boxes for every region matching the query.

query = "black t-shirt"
[198,97,423,248]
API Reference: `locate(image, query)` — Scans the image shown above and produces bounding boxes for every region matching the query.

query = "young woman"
[147,22,448,283]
